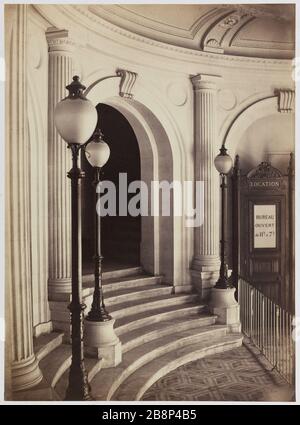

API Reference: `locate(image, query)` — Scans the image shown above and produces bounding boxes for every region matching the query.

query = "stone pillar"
[46,28,75,298]
[190,75,221,300]
[5,4,43,392]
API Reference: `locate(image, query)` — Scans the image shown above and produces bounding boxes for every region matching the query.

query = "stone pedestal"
[84,319,122,368]
[190,75,221,300]
[209,287,241,333]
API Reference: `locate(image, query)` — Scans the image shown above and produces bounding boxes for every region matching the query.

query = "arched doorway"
[79,87,185,288]
[82,104,141,273]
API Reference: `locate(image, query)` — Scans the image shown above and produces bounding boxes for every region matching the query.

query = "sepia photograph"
[3,2,297,405]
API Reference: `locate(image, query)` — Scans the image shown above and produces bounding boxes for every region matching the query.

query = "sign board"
[248,180,281,189]
[235,158,294,312]
[253,204,276,248]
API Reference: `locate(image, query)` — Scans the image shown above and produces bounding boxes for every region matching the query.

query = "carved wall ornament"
[117,69,137,99]
[206,38,221,47]
[219,15,240,29]
[167,81,188,106]
[277,89,295,113]
[218,88,237,111]
[247,161,283,179]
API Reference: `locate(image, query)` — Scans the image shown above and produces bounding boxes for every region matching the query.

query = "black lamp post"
[54,76,98,400]
[54,72,123,399]
[85,129,112,322]
[214,145,233,289]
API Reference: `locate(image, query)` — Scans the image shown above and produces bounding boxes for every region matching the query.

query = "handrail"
[238,277,295,385]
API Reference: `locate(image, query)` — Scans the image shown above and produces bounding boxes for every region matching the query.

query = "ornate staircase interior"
[34,266,243,401]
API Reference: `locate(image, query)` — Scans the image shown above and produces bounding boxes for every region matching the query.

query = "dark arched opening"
[82,103,141,273]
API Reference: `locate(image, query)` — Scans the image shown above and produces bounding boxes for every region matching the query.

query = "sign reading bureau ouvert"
[231,157,294,313]
[253,204,276,249]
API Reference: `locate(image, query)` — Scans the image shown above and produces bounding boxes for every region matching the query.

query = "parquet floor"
[142,343,294,402]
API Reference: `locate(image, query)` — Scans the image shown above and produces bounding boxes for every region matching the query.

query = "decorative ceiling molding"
[201,9,294,58]
[218,4,294,22]
[33,4,294,72]
[202,11,254,54]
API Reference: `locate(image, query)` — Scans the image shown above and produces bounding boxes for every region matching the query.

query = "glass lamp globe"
[54,76,97,145]
[214,147,233,175]
[85,132,110,168]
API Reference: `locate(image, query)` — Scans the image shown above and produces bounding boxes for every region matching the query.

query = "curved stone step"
[50,287,182,323]
[84,274,162,294]
[51,294,199,333]
[120,314,218,353]
[104,284,173,306]
[83,266,143,283]
[52,294,200,325]
[34,331,64,361]
[54,269,152,302]
[115,303,206,336]
[90,325,227,400]
[102,275,162,292]
[39,344,72,388]
[108,293,199,320]
[54,356,104,400]
[114,334,244,401]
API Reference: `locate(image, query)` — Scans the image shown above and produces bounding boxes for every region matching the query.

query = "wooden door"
[240,194,286,304]
[238,161,289,307]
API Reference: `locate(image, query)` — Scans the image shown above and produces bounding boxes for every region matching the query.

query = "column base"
[48,278,72,301]
[190,258,220,301]
[11,354,43,392]
[209,287,241,331]
[173,284,193,294]
[11,378,56,401]
[84,319,122,368]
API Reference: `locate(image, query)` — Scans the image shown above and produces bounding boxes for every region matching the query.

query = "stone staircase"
[35,266,243,401]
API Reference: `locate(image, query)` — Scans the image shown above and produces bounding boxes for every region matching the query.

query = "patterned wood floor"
[142,343,294,402]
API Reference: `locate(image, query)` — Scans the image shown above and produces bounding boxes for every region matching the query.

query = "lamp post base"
[209,287,241,332]
[84,318,122,368]
[65,363,92,401]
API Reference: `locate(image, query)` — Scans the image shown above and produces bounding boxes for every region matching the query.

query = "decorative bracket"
[117,69,137,99]
[277,89,295,113]
[83,69,137,99]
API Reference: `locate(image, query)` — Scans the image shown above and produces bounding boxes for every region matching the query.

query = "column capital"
[191,74,221,91]
[46,27,75,54]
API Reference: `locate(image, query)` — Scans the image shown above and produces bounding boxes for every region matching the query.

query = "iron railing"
[238,278,295,385]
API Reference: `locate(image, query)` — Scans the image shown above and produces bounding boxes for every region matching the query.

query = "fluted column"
[190,75,220,299]
[46,28,75,298]
[5,4,43,392]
